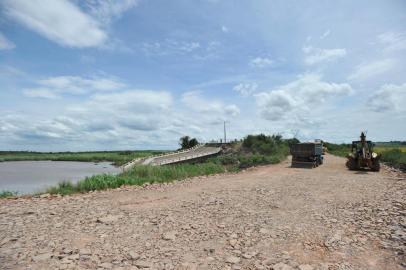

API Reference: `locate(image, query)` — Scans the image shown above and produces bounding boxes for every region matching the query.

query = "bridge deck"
[122,145,222,171]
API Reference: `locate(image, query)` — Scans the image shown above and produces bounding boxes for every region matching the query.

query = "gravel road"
[1,154,405,270]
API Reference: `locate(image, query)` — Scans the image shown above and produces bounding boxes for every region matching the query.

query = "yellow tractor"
[346,132,380,171]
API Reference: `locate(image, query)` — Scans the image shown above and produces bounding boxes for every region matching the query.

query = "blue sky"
[0,0,405,151]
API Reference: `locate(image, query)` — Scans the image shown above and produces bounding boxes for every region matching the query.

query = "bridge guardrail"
[121,144,208,171]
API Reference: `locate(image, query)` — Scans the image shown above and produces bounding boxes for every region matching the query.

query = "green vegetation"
[0,190,18,198]
[0,150,164,166]
[46,162,226,195]
[324,142,351,157]
[379,149,406,171]
[375,145,406,153]
[210,134,291,169]
[179,136,199,150]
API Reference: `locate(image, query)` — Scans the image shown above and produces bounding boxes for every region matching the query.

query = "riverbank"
[1,135,291,197]
[0,150,164,166]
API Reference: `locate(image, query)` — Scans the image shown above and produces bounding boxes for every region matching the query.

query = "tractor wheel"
[346,158,357,170]
[371,159,380,172]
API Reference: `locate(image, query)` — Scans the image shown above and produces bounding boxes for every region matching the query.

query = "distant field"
[0,151,165,166]
[374,146,406,153]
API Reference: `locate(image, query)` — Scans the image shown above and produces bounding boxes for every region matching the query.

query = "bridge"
[121,144,222,171]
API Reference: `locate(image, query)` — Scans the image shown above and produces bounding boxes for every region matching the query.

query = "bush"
[212,155,239,165]
[0,190,18,198]
[235,134,290,169]
[241,134,286,155]
[179,136,199,150]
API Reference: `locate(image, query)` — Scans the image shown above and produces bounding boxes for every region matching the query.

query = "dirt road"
[1,155,405,270]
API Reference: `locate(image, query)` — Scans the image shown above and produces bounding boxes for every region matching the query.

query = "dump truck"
[346,132,380,171]
[290,142,324,168]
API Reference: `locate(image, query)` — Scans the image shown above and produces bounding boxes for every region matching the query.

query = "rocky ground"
[0,155,405,270]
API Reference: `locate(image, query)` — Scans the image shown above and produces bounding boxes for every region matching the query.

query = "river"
[0,161,121,194]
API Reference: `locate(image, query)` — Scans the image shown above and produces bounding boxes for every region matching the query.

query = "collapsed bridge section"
[122,144,222,171]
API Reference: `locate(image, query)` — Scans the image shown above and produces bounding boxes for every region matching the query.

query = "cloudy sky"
[0,0,405,151]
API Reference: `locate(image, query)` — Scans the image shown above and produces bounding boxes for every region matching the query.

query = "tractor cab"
[351,140,374,157]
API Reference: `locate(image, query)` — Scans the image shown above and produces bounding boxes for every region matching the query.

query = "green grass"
[0,150,164,166]
[0,190,18,198]
[374,145,406,153]
[324,142,351,157]
[45,162,226,195]
[380,149,406,171]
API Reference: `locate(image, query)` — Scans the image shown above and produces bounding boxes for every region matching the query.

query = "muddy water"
[0,161,121,194]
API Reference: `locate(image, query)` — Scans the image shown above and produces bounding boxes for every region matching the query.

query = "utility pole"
[223,121,227,144]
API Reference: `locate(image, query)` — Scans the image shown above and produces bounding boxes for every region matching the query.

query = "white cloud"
[3,89,178,149]
[177,41,200,52]
[142,39,201,55]
[0,32,15,50]
[233,82,258,96]
[224,105,240,117]
[221,26,229,33]
[2,0,107,48]
[348,59,396,81]
[378,31,406,51]
[23,88,60,99]
[181,90,240,118]
[0,65,24,76]
[255,74,352,121]
[303,46,347,65]
[83,0,139,25]
[23,75,126,98]
[89,90,172,112]
[368,83,406,112]
[320,30,330,39]
[249,57,273,68]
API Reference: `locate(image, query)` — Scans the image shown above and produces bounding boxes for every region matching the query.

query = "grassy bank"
[45,134,291,196]
[45,162,226,195]
[0,150,164,166]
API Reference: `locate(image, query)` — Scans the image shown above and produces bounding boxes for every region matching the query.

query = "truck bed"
[290,143,323,157]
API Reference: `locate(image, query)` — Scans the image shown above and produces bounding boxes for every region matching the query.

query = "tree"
[188,138,199,148]
[179,136,199,149]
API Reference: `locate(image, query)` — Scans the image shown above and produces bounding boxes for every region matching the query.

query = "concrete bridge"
[121,144,222,171]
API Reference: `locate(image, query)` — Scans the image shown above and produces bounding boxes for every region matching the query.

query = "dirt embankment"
[0,154,405,270]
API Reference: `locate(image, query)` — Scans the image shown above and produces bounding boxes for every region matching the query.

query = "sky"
[0,0,405,151]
